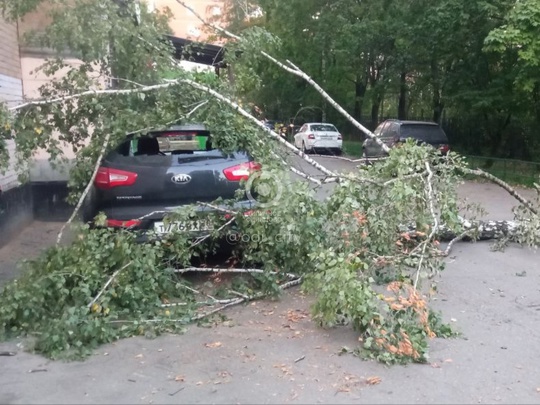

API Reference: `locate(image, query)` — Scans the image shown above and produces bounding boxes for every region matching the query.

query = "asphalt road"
[0,154,539,404]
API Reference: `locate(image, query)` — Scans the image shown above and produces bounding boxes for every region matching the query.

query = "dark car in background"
[85,124,259,236]
[362,120,450,158]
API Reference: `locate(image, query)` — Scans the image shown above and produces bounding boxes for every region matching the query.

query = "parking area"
[0,155,539,404]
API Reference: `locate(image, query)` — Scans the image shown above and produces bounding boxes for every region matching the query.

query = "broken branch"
[88,261,132,308]
[174,0,390,152]
[56,131,112,245]
[460,167,538,215]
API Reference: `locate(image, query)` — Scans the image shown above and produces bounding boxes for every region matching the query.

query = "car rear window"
[310,124,338,132]
[116,130,214,157]
[155,131,212,153]
[400,124,448,143]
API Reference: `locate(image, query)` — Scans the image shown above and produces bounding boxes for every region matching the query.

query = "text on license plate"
[153,220,213,234]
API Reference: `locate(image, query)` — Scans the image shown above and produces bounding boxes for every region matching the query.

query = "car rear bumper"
[93,200,257,246]
[97,200,255,226]
[362,142,389,157]
[307,140,342,150]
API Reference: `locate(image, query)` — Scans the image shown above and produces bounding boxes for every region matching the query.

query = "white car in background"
[293,123,343,155]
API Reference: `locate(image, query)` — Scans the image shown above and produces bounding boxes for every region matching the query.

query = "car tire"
[80,186,97,224]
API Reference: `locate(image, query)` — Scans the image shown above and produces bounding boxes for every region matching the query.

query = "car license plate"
[153,219,213,234]
[320,135,333,140]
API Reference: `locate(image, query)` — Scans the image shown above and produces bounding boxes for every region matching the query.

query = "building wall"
[0,16,24,192]
[21,55,81,183]
[0,16,33,248]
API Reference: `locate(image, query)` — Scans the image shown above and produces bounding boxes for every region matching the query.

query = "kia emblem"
[171,173,191,184]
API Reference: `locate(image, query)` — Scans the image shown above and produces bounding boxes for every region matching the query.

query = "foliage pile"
[0,139,461,362]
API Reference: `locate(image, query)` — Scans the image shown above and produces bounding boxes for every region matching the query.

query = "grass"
[343,140,363,158]
[465,156,540,188]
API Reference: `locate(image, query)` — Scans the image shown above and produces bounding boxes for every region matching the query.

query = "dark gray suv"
[84,124,258,235]
[363,120,450,158]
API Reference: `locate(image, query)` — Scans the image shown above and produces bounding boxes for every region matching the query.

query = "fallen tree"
[0,0,538,362]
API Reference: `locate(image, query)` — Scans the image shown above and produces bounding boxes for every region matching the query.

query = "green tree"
[485,0,540,123]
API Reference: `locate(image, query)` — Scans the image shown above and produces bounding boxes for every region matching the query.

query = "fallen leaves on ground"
[174,375,185,382]
[289,331,303,339]
[134,354,143,359]
[366,376,382,385]
[237,350,257,363]
[205,341,222,348]
[273,363,293,376]
[334,373,361,393]
[214,371,232,384]
[287,309,309,323]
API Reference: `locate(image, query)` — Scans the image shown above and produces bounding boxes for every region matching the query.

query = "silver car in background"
[293,123,343,155]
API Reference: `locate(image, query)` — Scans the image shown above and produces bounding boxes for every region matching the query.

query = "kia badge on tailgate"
[171,174,191,184]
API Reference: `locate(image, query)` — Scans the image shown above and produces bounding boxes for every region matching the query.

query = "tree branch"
[178,78,339,178]
[174,0,391,153]
[88,261,132,308]
[175,267,299,279]
[441,229,474,257]
[189,275,302,321]
[414,163,439,289]
[11,73,338,180]
[460,167,538,215]
[56,131,112,245]
[189,216,235,248]
[10,81,181,112]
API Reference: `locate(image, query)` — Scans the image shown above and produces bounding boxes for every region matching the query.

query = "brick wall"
[0,16,23,192]
[0,17,22,80]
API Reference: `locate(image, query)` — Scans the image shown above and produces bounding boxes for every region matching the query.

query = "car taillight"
[440,144,450,154]
[106,219,141,228]
[307,133,315,139]
[95,167,138,190]
[223,162,262,181]
[337,134,342,140]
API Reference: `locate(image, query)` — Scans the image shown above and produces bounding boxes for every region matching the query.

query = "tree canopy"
[224,0,540,159]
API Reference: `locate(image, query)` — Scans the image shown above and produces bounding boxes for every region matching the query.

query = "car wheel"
[362,151,374,166]
[80,186,96,223]
[335,149,343,156]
